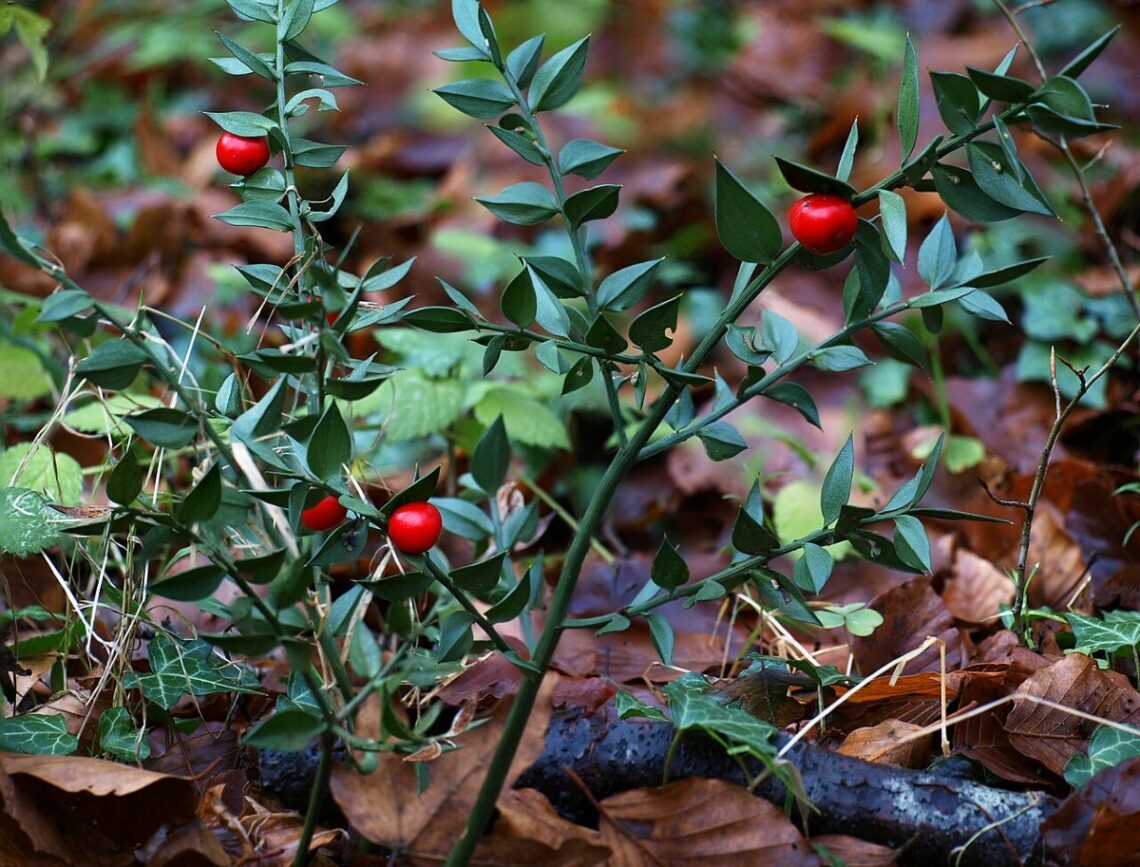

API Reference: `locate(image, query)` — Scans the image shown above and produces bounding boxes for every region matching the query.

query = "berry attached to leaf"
[216,132,270,176]
[388,502,443,554]
[301,495,347,532]
[788,194,858,254]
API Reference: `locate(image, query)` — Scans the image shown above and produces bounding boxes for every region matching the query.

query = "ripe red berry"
[788,194,858,254]
[216,132,270,176]
[388,502,443,554]
[301,495,347,532]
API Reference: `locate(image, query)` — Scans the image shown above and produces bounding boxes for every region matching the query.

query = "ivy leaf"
[1064,724,1140,788]
[0,714,78,756]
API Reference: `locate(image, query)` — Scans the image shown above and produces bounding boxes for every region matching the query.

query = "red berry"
[301,495,348,532]
[388,502,443,554]
[326,311,339,326]
[788,194,858,254]
[216,132,270,176]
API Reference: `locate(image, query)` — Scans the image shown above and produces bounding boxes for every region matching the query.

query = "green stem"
[446,234,805,867]
[418,555,518,659]
[293,733,333,866]
[516,473,615,563]
[275,0,307,266]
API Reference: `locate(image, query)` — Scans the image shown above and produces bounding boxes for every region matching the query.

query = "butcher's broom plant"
[0,1,1128,865]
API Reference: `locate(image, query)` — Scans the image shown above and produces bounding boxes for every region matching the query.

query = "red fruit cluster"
[216,132,270,176]
[388,502,443,554]
[788,194,858,254]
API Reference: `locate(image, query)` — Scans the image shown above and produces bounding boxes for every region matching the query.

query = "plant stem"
[446,236,803,867]
[516,472,615,563]
[418,555,519,659]
[293,732,333,866]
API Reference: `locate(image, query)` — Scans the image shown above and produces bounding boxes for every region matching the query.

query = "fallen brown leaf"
[810,834,898,866]
[1004,653,1140,776]
[852,576,964,676]
[838,719,933,769]
[941,548,1014,626]
[596,777,819,866]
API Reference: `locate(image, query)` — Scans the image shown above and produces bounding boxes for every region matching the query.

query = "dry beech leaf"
[852,576,964,676]
[810,834,898,866]
[597,778,819,866]
[837,719,933,769]
[484,788,610,866]
[0,754,220,866]
[1004,653,1140,776]
[953,672,1054,785]
[941,549,1013,626]
[329,675,556,863]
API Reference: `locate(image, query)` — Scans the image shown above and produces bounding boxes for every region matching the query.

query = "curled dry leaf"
[1004,653,1140,777]
[596,777,819,866]
[838,719,933,769]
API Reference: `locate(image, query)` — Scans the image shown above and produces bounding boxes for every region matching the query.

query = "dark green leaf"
[893,514,931,572]
[918,213,957,290]
[930,71,980,134]
[821,434,854,525]
[214,201,293,231]
[878,190,907,262]
[472,415,509,493]
[775,156,857,198]
[561,356,595,395]
[698,421,747,462]
[563,184,621,228]
[530,266,571,337]
[967,142,1053,216]
[932,163,1022,222]
[451,552,507,595]
[244,708,326,751]
[793,543,833,594]
[379,466,441,517]
[714,160,782,264]
[959,289,1009,323]
[732,481,779,556]
[898,35,919,162]
[629,294,681,354]
[402,306,474,333]
[434,78,515,119]
[1059,26,1120,79]
[308,403,351,481]
[837,119,859,182]
[38,290,94,323]
[585,314,628,354]
[125,408,198,449]
[559,138,623,180]
[179,463,222,523]
[965,66,1034,103]
[366,571,434,602]
[652,536,689,591]
[476,182,558,225]
[528,35,589,112]
[506,33,545,88]
[152,563,225,601]
[107,454,144,506]
[763,382,820,428]
[760,310,799,365]
[873,322,927,370]
[451,0,490,57]
[283,60,362,87]
[75,340,149,389]
[501,268,537,328]
[645,613,674,665]
[215,34,276,81]
[0,714,78,756]
[488,125,545,165]
[970,256,1048,288]
[597,258,664,311]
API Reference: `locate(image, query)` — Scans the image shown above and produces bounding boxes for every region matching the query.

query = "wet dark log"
[517,707,1058,867]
